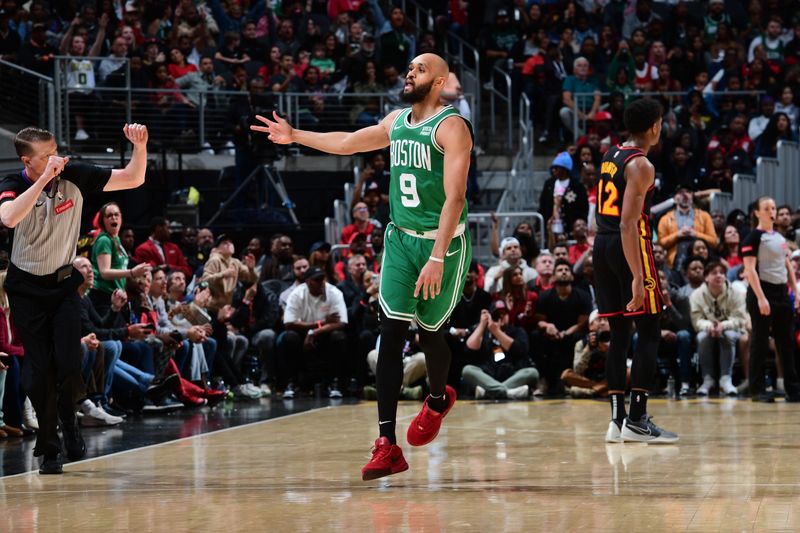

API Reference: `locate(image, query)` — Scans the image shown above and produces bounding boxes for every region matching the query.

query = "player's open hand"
[250,111,294,144]
[123,123,148,146]
[626,278,644,313]
[414,260,443,301]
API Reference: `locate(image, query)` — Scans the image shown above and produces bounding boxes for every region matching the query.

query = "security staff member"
[0,124,149,474]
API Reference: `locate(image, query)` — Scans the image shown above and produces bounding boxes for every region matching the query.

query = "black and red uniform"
[592,145,662,317]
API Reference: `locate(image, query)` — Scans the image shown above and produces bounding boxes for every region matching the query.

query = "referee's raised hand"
[123,123,148,146]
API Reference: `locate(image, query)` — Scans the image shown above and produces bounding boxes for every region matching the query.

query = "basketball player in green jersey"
[252,53,473,480]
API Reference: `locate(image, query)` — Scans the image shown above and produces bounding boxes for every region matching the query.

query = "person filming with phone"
[561,310,623,398]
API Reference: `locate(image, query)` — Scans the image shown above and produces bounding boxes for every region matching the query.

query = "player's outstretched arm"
[620,156,654,312]
[250,110,399,156]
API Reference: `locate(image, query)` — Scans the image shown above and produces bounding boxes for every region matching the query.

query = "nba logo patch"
[421,126,432,135]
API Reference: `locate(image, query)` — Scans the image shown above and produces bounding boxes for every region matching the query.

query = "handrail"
[0,58,54,81]
[569,89,767,139]
[489,64,513,150]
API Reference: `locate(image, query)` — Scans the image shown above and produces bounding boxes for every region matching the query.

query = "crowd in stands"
[0,0,800,440]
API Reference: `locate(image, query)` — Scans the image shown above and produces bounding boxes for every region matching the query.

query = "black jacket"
[538,176,589,233]
[466,324,532,381]
[80,293,129,341]
[230,282,281,335]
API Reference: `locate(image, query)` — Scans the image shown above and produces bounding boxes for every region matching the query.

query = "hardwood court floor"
[3,398,800,532]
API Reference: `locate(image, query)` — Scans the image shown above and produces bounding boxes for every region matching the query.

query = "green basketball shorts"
[378,222,472,331]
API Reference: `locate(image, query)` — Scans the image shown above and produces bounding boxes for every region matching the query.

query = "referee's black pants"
[5,263,85,457]
[747,283,800,396]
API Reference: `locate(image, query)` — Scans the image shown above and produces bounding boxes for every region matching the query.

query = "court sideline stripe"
[2,405,335,480]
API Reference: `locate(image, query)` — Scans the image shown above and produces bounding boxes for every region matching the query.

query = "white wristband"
[428,256,444,263]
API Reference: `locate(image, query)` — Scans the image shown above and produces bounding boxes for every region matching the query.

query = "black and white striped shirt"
[0,162,111,276]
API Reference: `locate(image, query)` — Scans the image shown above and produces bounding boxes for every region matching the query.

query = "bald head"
[416,53,449,78]
[402,53,450,104]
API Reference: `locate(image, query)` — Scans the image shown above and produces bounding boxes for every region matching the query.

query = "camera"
[597,330,611,343]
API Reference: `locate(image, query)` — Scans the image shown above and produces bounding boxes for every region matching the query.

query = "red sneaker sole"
[361,461,409,481]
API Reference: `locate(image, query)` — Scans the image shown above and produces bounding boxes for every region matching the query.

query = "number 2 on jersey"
[597,179,620,216]
[399,172,420,208]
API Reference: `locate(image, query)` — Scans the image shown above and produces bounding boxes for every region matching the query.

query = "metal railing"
[570,89,767,141]
[399,0,481,147]
[488,64,513,150]
[468,211,545,263]
[732,174,757,213]
[777,141,800,209]
[499,93,536,212]
[0,59,55,134]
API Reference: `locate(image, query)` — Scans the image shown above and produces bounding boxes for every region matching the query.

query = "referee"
[0,124,149,474]
[741,196,800,403]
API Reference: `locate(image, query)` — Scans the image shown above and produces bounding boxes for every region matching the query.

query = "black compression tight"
[376,316,410,444]
[606,314,661,392]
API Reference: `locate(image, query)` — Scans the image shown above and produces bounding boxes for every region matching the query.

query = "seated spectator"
[776,205,798,248]
[559,57,601,140]
[539,152,589,240]
[462,302,538,400]
[259,234,296,286]
[279,267,348,398]
[698,149,733,192]
[551,243,570,264]
[366,323,425,401]
[168,47,198,79]
[775,86,799,134]
[18,22,58,76]
[341,202,376,245]
[270,53,303,93]
[98,36,129,82]
[90,203,151,315]
[338,254,368,308]
[484,237,537,294]
[530,251,555,293]
[377,7,415,72]
[0,271,25,436]
[0,9,21,62]
[568,219,590,264]
[534,259,591,395]
[309,241,339,284]
[748,96,775,141]
[657,188,718,269]
[690,261,747,396]
[719,225,743,270]
[229,280,281,394]
[73,257,125,426]
[562,311,616,398]
[755,112,797,158]
[310,43,336,82]
[656,270,694,397]
[280,256,310,309]
[134,217,193,278]
[446,262,493,383]
[498,266,538,332]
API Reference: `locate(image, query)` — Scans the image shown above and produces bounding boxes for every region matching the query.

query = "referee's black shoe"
[751,391,776,403]
[39,453,63,475]
[62,422,86,461]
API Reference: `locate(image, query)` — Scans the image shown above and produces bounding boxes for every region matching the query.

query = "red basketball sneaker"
[361,437,409,481]
[406,385,457,447]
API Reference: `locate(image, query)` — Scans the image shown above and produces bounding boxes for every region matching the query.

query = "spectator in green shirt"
[90,202,151,314]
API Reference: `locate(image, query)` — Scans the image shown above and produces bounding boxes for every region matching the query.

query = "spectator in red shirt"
[569,219,591,264]
[341,201,375,244]
[134,217,193,279]
[497,266,538,332]
[167,47,197,79]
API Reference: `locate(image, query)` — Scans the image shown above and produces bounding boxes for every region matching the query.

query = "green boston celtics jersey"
[388,105,472,233]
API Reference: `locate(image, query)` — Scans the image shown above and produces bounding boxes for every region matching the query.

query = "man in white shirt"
[748,96,775,141]
[484,237,538,294]
[97,36,128,82]
[279,255,309,309]
[280,266,349,398]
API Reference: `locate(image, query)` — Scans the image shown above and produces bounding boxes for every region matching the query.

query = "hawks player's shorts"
[379,222,472,332]
[593,232,662,317]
